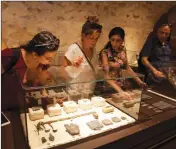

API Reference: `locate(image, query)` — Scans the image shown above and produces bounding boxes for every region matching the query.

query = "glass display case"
[126,50,139,67]
[14,65,145,149]
[146,61,176,100]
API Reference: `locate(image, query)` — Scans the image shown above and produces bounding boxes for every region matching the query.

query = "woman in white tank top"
[63,16,102,94]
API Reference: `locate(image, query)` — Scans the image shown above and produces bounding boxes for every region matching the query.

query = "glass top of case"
[15,65,145,91]
[147,61,176,99]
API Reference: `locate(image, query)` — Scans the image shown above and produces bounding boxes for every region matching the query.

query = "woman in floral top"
[100,27,145,100]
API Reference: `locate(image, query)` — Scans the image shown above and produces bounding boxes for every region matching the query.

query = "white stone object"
[29,107,44,121]
[91,96,106,107]
[63,101,77,113]
[47,103,62,117]
[78,99,92,110]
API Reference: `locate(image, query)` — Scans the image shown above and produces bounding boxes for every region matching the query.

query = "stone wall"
[2,1,176,63]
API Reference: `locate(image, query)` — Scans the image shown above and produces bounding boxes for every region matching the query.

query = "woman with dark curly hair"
[2,31,60,75]
[2,31,60,110]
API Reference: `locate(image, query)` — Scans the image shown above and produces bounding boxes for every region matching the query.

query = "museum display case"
[13,64,145,149]
[146,61,176,100]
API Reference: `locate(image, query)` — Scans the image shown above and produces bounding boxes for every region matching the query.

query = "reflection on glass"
[15,64,145,149]
[148,61,176,100]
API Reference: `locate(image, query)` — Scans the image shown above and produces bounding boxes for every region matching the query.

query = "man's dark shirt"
[139,33,172,84]
[139,33,172,70]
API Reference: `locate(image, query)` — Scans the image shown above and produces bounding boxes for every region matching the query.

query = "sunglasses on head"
[35,42,52,47]
[160,23,172,28]
[34,38,58,48]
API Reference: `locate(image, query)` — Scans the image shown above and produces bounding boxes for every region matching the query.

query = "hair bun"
[86,16,99,24]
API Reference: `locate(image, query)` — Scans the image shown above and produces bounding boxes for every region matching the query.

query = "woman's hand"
[119,51,126,60]
[109,61,120,69]
[137,81,147,88]
[55,97,67,106]
[119,91,132,100]
[117,59,123,65]
[72,56,83,67]
[153,70,165,78]
[109,59,123,69]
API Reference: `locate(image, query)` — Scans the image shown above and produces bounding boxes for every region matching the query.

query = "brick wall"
[2,1,176,63]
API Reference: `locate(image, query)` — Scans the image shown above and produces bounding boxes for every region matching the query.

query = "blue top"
[139,33,172,70]
[139,33,172,84]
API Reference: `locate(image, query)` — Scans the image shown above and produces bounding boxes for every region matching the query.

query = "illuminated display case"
[14,65,145,149]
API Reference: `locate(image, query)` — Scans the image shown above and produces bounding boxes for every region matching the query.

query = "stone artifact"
[111,117,121,123]
[91,96,106,107]
[47,103,62,117]
[123,100,139,108]
[102,119,113,125]
[64,123,80,135]
[41,137,47,143]
[29,106,44,121]
[49,123,58,132]
[121,116,127,120]
[49,133,54,141]
[78,99,92,110]
[87,120,103,130]
[92,112,99,119]
[102,106,114,113]
[63,101,77,114]
[44,124,50,132]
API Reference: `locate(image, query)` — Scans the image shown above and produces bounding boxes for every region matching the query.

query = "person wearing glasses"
[63,16,102,69]
[99,27,145,100]
[2,31,60,75]
[2,31,60,110]
[138,23,172,85]
[63,16,102,92]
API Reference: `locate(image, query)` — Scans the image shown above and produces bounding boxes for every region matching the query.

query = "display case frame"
[14,65,147,149]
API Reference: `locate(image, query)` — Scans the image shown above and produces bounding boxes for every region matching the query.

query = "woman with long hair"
[100,27,144,100]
